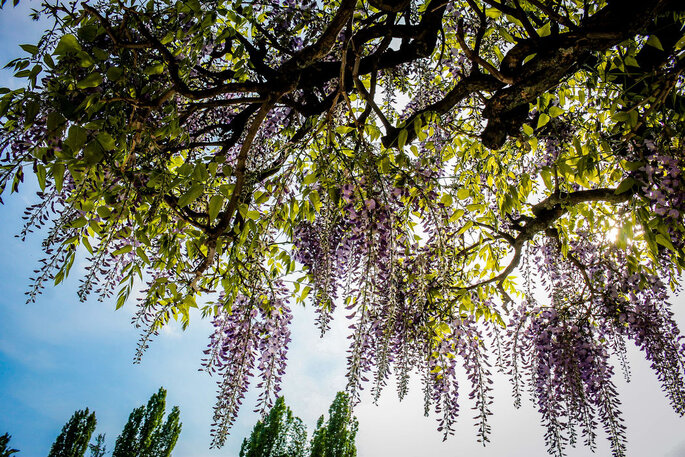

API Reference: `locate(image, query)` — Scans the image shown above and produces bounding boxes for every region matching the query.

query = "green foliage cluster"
[112,388,181,457]
[0,434,19,457]
[309,393,357,457]
[48,409,97,457]
[44,388,180,457]
[239,397,307,457]
[240,393,357,457]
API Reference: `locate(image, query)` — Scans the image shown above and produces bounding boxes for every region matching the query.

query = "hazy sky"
[1,3,684,457]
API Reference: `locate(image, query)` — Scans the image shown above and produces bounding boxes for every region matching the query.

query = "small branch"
[210,96,280,237]
[381,72,502,148]
[83,5,152,49]
[526,0,577,29]
[451,187,634,292]
[512,0,540,39]
[354,75,393,132]
[290,0,357,69]
[130,12,263,98]
[162,194,209,230]
[186,97,267,109]
[456,20,514,85]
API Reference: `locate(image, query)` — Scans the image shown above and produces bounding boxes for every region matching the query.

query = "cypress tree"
[112,406,144,457]
[112,388,182,457]
[308,393,357,457]
[308,416,327,457]
[47,409,97,457]
[0,433,19,457]
[239,397,306,457]
[149,406,181,457]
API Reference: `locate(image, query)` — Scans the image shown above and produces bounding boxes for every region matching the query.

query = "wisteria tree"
[1,0,685,455]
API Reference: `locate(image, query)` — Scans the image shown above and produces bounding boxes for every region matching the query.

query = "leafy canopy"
[239,396,307,457]
[309,392,357,457]
[0,434,19,457]
[1,0,685,455]
[47,409,97,457]
[112,387,181,457]
[42,387,180,457]
[239,392,357,457]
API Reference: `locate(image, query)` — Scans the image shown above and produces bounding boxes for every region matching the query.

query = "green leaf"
[656,234,675,252]
[0,98,10,118]
[549,106,564,117]
[20,44,39,56]
[456,220,473,236]
[36,163,46,191]
[398,129,408,150]
[112,245,133,256]
[77,51,95,68]
[47,112,65,132]
[54,34,81,55]
[76,72,103,89]
[89,220,102,235]
[646,35,664,51]
[612,111,630,123]
[624,161,645,172]
[440,193,453,207]
[178,184,204,207]
[485,7,501,18]
[676,34,685,51]
[573,137,583,157]
[69,217,88,229]
[107,66,124,81]
[537,22,551,37]
[208,194,223,220]
[254,191,269,205]
[115,292,127,310]
[96,206,111,218]
[54,270,65,285]
[540,168,553,190]
[83,141,104,165]
[65,125,88,151]
[43,54,55,69]
[144,63,165,75]
[537,113,550,129]
[625,56,639,67]
[629,109,638,126]
[82,236,93,254]
[136,246,150,264]
[523,52,537,65]
[97,132,116,151]
[53,163,65,191]
[614,177,636,194]
[309,190,322,212]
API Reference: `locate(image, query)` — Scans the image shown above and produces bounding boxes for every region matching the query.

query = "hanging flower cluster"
[202,288,293,446]
[499,231,685,456]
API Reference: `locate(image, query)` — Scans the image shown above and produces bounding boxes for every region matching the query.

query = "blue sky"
[1,3,684,457]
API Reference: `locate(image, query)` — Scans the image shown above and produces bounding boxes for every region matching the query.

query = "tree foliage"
[309,392,357,457]
[112,387,181,457]
[0,433,19,457]
[2,0,685,455]
[48,409,97,457]
[239,393,356,457]
[239,397,307,457]
[44,388,179,457]
[88,434,106,457]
